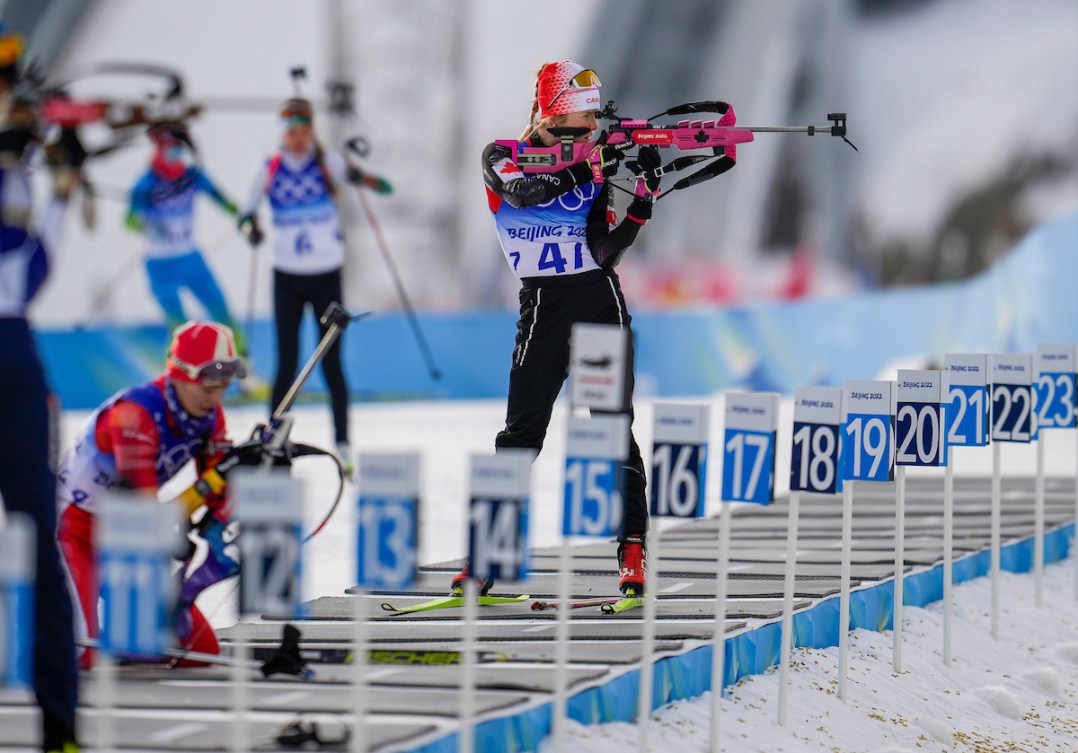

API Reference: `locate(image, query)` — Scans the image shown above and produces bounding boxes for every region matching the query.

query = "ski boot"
[617,534,647,596]
[336,442,355,482]
[450,563,494,597]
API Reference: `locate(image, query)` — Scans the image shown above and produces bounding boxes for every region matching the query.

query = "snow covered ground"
[58,396,1078,752]
[547,561,1078,753]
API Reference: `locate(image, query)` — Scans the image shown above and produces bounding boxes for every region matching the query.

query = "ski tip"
[379,603,398,612]
[531,600,551,611]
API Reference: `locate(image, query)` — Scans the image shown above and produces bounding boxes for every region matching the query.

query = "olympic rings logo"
[270,173,326,207]
[536,182,598,212]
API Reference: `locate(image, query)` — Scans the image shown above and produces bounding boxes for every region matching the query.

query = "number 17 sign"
[722,392,778,504]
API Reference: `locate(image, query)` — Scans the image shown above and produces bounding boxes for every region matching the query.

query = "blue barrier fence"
[34,212,1078,411]
[407,522,1076,753]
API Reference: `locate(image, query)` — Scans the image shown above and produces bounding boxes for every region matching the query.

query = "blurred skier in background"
[237,95,391,478]
[126,122,248,354]
[470,60,666,599]
[0,24,82,753]
[56,322,249,670]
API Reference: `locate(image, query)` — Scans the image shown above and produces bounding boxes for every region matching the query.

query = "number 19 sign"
[722,392,778,504]
[842,381,894,482]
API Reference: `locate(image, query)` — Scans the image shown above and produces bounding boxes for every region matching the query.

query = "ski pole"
[346,142,443,381]
[243,246,259,359]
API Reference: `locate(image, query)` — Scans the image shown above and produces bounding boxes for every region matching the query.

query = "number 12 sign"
[722,392,778,504]
[842,380,894,482]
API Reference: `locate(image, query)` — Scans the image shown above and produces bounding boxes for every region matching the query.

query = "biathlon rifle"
[501,100,857,197]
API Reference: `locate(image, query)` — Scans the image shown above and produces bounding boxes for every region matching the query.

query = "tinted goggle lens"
[546,69,602,110]
[197,359,246,385]
[571,70,601,88]
[172,356,246,386]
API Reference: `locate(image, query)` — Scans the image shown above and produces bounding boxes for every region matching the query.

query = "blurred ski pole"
[345,138,442,381]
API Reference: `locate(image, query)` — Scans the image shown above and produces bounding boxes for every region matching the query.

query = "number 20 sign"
[841,380,894,482]
[896,369,943,466]
[722,392,778,504]
[790,386,842,494]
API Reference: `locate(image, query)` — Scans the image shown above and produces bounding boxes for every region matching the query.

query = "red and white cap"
[537,61,602,119]
[166,321,246,385]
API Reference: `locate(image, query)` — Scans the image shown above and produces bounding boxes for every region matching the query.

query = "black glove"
[237,214,264,247]
[214,439,266,476]
[51,127,88,168]
[44,127,87,200]
[634,145,662,194]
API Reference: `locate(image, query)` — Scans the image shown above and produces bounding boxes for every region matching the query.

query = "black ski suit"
[482,137,653,538]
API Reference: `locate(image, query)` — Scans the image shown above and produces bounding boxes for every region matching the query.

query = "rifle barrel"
[740,126,822,133]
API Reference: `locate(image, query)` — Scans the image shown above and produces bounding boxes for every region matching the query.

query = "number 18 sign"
[790,386,842,494]
[722,392,778,504]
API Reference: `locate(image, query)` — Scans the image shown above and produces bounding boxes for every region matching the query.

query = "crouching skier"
[56,321,252,668]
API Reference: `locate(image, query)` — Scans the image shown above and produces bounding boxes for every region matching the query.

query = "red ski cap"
[166,321,246,386]
[537,61,602,119]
